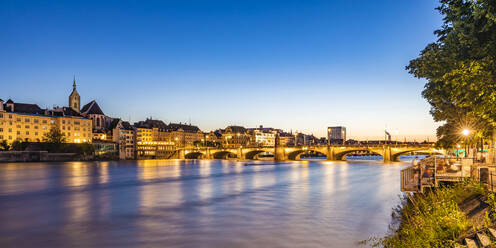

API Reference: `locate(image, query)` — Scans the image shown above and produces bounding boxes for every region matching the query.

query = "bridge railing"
[401,156,474,193]
[401,165,420,192]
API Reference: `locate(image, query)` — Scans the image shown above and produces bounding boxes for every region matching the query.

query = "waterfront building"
[204,130,222,145]
[0,97,92,145]
[221,125,252,147]
[166,123,203,148]
[295,132,319,146]
[134,118,175,159]
[327,126,347,144]
[110,119,136,160]
[279,132,295,146]
[248,125,281,147]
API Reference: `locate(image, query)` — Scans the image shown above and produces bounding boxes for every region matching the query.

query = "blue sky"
[1,0,442,140]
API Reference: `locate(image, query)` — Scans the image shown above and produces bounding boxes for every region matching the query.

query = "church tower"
[69,76,80,113]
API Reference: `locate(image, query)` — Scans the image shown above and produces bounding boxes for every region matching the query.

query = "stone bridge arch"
[245,150,275,160]
[286,149,327,160]
[212,151,238,159]
[184,152,205,159]
[333,148,384,161]
[390,148,445,161]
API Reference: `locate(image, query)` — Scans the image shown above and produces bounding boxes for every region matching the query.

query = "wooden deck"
[401,157,473,193]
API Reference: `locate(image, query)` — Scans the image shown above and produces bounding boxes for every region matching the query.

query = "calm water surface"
[0,158,410,247]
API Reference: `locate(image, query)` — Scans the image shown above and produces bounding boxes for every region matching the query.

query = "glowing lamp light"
[461,129,470,136]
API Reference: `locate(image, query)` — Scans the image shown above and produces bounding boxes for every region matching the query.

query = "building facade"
[110,119,136,160]
[327,126,346,144]
[0,98,92,145]
[166,123,203,148]
[248,125,281,147]
[134,119,175,159]
[221,125,252,147]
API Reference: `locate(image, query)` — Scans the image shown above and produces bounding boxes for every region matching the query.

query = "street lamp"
[461,129,470,158]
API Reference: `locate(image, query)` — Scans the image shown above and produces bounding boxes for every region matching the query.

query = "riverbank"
[365,180,496,247]
[0,151,121,163]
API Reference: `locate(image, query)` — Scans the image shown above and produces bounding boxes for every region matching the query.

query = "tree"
[11,140,29,151]
[43,127,66,144]
[0,140,9,151]
[406,0,496,148]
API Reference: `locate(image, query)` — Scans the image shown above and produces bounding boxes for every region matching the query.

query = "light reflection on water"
[0,158,410,247]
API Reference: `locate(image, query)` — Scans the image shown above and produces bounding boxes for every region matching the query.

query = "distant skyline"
[1,0,442,140]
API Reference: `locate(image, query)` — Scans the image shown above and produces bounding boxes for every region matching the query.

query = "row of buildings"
[0,80,348,160]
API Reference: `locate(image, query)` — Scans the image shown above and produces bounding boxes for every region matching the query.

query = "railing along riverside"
[401,156,474,193]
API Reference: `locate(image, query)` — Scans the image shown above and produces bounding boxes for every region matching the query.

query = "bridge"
[176,144,444,162]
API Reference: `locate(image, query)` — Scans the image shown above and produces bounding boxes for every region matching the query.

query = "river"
[0,158,411,247]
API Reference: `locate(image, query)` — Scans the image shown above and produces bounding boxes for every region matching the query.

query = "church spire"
[69,76,80,113]
[73,75,76,90]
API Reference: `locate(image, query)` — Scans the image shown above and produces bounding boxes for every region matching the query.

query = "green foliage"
[43,127,66,144]
[78,142,94,156]
[407,0,496,147]
[366,180,484,248]
[11,140,29,151]
[194,140,221,148]
[0,140,9,151]
[486,192,496,219]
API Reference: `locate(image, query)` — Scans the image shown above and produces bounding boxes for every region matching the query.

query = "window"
[25,125,29,128]
[8,136,12,140]
[34,126,38,129]
[62,120,65,124]
[26,131,29,135]
[8,128,11,132]
[0,128,2,132]
[9,115,12,119]
[17,131,20,135]
[16,118,21,122]
[75,121,80,125]
[0,135,3,139]
[35,132,38,136]
[34,119,39,123]
[68,126,71,130]
[0,114,2,118]
[50,120,54,124]
[25,118,30,122]
[42,126,46,130]
[16,125,20,128]
[42,120,47,124]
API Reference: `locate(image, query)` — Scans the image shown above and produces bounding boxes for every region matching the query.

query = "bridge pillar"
[206,148,212,159]
[383,146,392,162]
[177,149,185,159]
[326,146,336,161]
[237,148,245,160]
[274,147,286,161]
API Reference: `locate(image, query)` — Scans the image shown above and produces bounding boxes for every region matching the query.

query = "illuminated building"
[134,118,175,158]
[279,132,295,146]
[220,125,252,147]
[328,126,346,144]
[0,81,92,145]
[110,119,136,160]
[166,123,203,148]
[248,125,281,147]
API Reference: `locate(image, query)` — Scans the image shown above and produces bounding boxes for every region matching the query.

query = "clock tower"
[69,76,80,113]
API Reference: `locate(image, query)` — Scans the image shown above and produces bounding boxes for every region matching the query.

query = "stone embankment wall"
[0,151,79,162]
